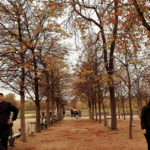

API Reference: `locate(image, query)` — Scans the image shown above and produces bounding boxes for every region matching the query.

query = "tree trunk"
[129,94,133,139]
[97,82,102,123]
[60,105,63,120]
[121,96,126,120]
[92,98,95,120]
[109,83,117,130]
[137,93,142,117]
[126,65,133,139]
[95,101,98,121]
[59,103,62,120]
[88,99,92,119]
[17,12,26,141]
[35,101,41,132]
[129,90,133,139]
[20,67,26,142]
[102,0,118,130]
[51,92,55,125]
[46,96,50,127]
[56,99,60,121]
[102,97,107,126]
[98,97,102,123]
[33,52,41,132]
[136,80,142,117]
[45,72,50,126]
[117,99,121,119]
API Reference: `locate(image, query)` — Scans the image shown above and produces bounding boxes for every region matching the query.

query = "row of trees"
[70,0,150,139]
[0,0,150,142]
[0,0,70,142]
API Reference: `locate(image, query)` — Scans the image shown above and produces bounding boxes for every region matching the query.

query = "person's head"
[0,93,4,102]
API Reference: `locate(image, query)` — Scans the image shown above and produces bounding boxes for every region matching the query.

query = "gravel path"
[9,118,146,150]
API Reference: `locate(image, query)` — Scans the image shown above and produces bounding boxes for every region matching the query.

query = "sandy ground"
[9,117,147,150]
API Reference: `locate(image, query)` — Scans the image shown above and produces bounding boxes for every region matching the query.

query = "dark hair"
[0,93,3,96]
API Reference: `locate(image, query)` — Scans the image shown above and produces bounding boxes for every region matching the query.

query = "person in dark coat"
[63,110,65,117]
[76,110,79,118]
[141,100,150,150]
[0,93,19,150]
[70,109,73,117]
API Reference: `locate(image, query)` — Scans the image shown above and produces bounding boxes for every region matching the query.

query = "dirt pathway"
[10,118,147,150]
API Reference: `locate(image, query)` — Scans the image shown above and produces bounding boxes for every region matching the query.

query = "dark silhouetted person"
[63,110,65,117]
[76,110,79,118]
[0,93,19,150]
[73,109,76,117]
[71,109,73,117]
[141,100,150,150]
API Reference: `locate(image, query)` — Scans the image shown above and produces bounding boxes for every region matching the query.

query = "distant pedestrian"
[63,110,65,117]
[42,111,45,119]
[76,110,79,118]
[50,112,52,118]
[73,109,76,117]
[71,109,73,117]
[141,100,150,150]
[78,110,81,118]
[0,93,19,150]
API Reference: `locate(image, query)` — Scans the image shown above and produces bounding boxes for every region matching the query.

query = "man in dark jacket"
[141,101,150,150]
[0,93,19,150]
